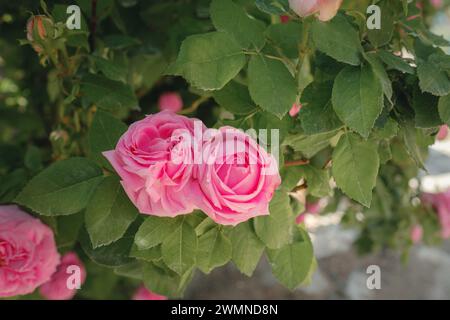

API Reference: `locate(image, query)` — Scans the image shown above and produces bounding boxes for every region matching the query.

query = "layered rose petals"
[39,252,86,300]
[0,205,60,297]
[288,0,342,21]
[104,111,205,217]
[194,127,281,226]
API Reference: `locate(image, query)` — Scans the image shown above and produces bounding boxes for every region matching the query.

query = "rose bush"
[1,0,450,299]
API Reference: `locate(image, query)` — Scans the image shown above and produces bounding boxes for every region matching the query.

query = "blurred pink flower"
[437,125,448,141]
[288,0,343,22]
[289,103,302,117]
[133,286,167,300]
[280,15,290,23]
[158,92,183,112]
[296,200,321,224]
[422,190,450,239]
[410,225,423,244]
[430,0,443,8]
[39,252,86,300]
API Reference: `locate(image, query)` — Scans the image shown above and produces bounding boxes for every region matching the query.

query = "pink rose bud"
[0,205,60,297]
[26,15,53,53]
[132,285,167,300]
[289,103,302,117]
[437,125,448,141]
[39,252,86,300]
[104,111,206,217]
[194,127,281,226]
[410,225,423,244]
[158,92,183,112]
[289,0,342,22]
[316,0,343,21]
[280,15,290,23]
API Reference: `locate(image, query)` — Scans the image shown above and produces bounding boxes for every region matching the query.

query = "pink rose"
[288,0,342,21]
[437,125,448,141]
[104,111,205,217]
[422,190,450,239]
[410,225,423,244]
[39,252,86,300]
[289,103,302,117]
[0,205,60,297]
[194,127,281,226]
[132,285,167,300]
[158,92,183,113]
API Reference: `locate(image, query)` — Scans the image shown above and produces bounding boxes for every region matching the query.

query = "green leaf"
[364,52,393,101]
[377,50,414,74]
[400,123,427,170]
[438,94,450,126]
[412,88,441,128]
[332,133,380,207]
[134,216,179,250]
[265,21,302,59]
[161,217,197,275]
[85,176,138,248]
[81,74,138,116]
[131,54,168,90]
[213,81,258,115]
[299,81,343,134]
[230,221,265,276]
[299,165,332,198]
[210,0,266,50]
[92,56,128,82]
[130,244,162,262]
[88,110,127,169]
[196,227,232,274]
[168,32,246,90]
[367,0,394,48]
[332,65,384,138]
[254,190,294,249]
[79,223,136,267]
[142,261,194,297]
[255,0,289,15]
[267,226,314,290]
[417,61,450,96]
[248,54,297,118]
[311,15,361,66]
[283,130,339,158]
[15,158,103,216]
[55,212,84,252]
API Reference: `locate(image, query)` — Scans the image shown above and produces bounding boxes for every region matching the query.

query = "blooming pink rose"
[288,0,342,22]
[437,125,448,141]
[158,92,183,113]
[39,252,86,300]
[104,111,205,217]
[132,285,167,300]
[0,205,60,297]
[194,127,281,226]
[422,190,450,238]
[410,225,423,244]
[289,103,302,117]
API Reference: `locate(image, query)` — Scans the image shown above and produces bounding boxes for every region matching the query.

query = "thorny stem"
[89,0,97,52]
